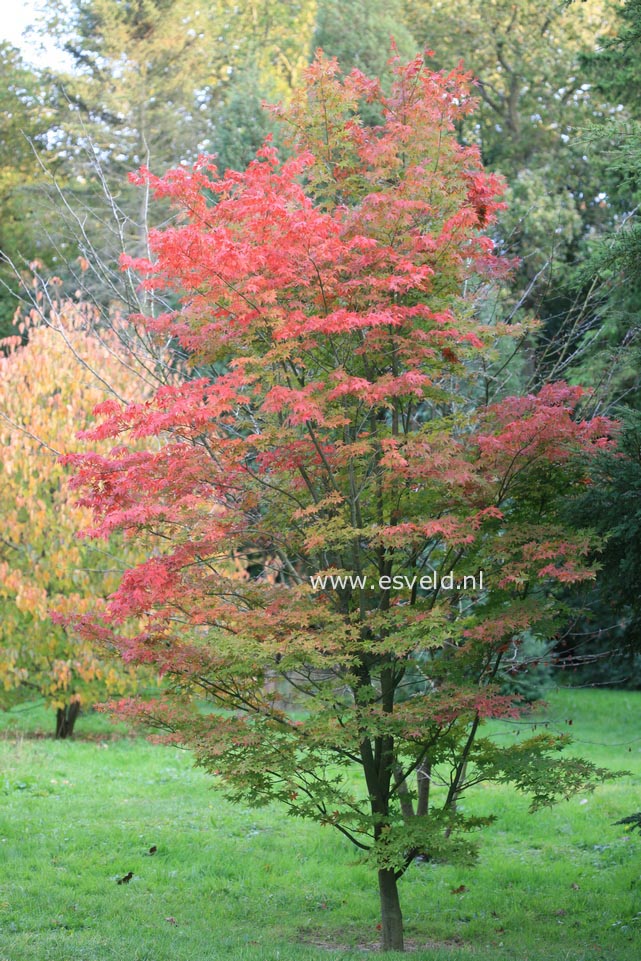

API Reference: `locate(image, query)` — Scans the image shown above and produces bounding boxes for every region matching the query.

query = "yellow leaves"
[76,659,102,686]
[303,516,363,553]
[15,583,48,619]
[0,647,28,691]
[0,565,47,618]
[105,667,125,693]
[51,661,72,692]
[292,491,345,520]
[49,655,104,693]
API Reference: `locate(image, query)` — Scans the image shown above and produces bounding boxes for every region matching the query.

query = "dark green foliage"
[0,43,54,335]
[563,412,641,685]
[557,590,641,690]
[615,811,641,832]
[570,1,641,405]
[211,67,274,174]
[570,413,641,610]
[584,0,641,108]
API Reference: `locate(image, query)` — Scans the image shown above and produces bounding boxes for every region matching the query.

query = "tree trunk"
[378,867,404,952]
[55,702,80,739]
[393,765,415,820]
[416,760,431,817]
[445,760,468,837]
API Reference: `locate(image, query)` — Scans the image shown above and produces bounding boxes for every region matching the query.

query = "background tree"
[313,0,416,79]
[0,295,156,736]
[569,0,641,406]
[18,0,319,314]
[534,1,641,685]
[42,0,227,168]
[558,412,641,689]
[67,55,617,949]
[400,0,615,172]
[398,0,622,391]
[32,0,227,311]
[0,43,56,336]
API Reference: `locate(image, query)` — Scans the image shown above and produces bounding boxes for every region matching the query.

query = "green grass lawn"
[0,688,639,960]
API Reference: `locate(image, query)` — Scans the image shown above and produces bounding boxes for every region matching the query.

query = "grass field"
[0,688,639,960]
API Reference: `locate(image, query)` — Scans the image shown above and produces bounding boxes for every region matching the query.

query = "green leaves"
[473,733,624,811]
[371,812,492,873]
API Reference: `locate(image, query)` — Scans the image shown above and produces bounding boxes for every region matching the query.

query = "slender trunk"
[416,760,431,817]
[378,867,404,951]
[393,765,415,820]
[449,760,468,816]
[55,702,80,739]
[445,760,468,838]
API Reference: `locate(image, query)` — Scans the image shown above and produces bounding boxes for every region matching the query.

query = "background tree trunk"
[416,760,431,817]
[393,765,415,820]
[55,701,80,739]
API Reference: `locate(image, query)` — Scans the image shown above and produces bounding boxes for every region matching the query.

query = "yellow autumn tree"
[0,296,157,736]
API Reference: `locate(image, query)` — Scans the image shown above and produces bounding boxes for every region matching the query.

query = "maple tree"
[0,296,155,737]
[68,54,618,949]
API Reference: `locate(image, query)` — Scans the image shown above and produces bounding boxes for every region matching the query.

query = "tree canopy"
[66,53,617,949]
